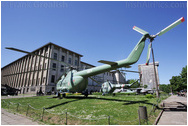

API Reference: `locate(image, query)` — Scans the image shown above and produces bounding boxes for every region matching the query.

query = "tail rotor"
[133,17,185,65]
[133,17,185,98]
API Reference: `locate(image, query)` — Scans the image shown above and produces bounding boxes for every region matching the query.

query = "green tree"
[143,85,148,89]
[127,79,140,88]
[169,66,187,92]
[170,76,182,92]
[180,65,187,89]
[159,84,171,93]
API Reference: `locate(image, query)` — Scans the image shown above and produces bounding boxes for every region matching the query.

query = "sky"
[1,1,187,84]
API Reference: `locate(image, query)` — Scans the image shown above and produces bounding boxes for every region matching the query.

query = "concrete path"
[1,94,36,99]
[1,109,40,125]
[157,95,187,125]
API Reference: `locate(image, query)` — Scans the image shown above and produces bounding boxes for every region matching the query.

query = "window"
[61,55,65,62]
[52,63,56,70]
[54,46,58,50]
[54,53,57,60]
[51,75,55,83]
[75,59,78,66]
[60,65,64,72]
[68,58,71,64]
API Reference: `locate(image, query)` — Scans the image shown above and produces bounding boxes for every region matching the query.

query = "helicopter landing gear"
[58,93,66,99]
[82,90,88,97]
[84,92,88,97]
[63,93,66,98]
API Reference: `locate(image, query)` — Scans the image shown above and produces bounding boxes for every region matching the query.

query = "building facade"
[1,42,125,94]
[138,62,160,90]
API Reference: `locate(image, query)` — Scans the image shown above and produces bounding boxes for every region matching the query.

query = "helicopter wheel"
[84,92,88,97]
[59,94,63,99]
[58,93,64,99]
[63,93,66,98]
[85,93,88,97]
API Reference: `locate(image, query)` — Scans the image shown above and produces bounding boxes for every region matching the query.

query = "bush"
[145,94,154,99]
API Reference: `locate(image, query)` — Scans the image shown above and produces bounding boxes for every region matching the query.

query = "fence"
[2,98,161,125]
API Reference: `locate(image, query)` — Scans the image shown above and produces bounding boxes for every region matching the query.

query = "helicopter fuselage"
[56,70,88,93]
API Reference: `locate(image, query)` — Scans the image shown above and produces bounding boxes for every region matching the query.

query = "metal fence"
[2,98,161,125]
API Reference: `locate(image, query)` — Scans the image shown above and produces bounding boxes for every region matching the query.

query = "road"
[157,95,187,125]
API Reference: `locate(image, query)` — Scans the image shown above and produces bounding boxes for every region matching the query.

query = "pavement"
[1,94,41,125]
[157,95,187,125]
[1,109,40,125]
[1,94,36,99]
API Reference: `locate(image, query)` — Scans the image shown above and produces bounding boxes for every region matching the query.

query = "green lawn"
[1,94,168,125]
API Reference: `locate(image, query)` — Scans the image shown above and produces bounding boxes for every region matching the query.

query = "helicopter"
[6,17,184,98]
[101,79,139,95]
[100,68,140,95]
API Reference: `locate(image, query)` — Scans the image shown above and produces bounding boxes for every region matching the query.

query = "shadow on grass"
[46,95,161,109]
[45,99,80,109]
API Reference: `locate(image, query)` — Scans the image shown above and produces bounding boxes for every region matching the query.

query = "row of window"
[52,63,65,72]
[53,53,79,66]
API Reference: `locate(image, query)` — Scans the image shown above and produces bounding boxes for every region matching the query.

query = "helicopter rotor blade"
[156,17,185,36]
[119,69,140,73]
[133,26,148,35]
[6,47,71,67]
[89,77,101,85]
[6,47,31,54]
[146,43,152,65]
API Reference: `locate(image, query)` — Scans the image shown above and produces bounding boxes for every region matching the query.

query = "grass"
[1,94,168,125]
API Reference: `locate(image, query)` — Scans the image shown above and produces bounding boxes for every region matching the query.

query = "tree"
[170,76,182,92]
[127,79,140,88]
[143,85,148,89]
[169,65,187,92]
[159,84,171,93]
[180,65,187,89]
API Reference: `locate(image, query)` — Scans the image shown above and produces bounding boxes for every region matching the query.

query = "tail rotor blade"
[146,43,151,65]
[156,17,185,36]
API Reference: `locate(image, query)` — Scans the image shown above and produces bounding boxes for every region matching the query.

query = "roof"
[80,61,95,67]
[2,42,83,69]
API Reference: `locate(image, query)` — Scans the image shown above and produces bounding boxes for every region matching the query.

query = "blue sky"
[1,1,187,84]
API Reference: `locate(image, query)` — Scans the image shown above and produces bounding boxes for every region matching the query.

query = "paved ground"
[1,94,36,99]
[1,109,40,125]
[157,95,187,125]
[1,95,41,125]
